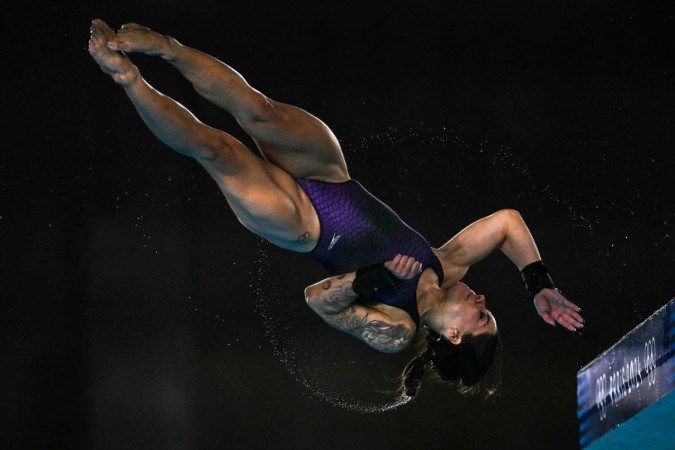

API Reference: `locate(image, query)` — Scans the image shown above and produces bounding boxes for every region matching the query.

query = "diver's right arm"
[304,256,421,353]
[305,272,414,353]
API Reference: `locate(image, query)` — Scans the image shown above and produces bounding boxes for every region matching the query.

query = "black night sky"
[2,1,674,449]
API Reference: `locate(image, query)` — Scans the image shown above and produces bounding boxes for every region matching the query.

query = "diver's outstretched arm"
[304,256,422,353]
[436,209,585,331]
[437,209,541,270]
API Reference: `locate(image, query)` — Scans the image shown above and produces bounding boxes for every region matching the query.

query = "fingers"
[568,309,585,326]
[384,255,422,279]
[402,256,419,275]
[558,294,582,313]
[550,308,584,332]
[558,314,581,332]
[549,289,582,312]
[394,255,417,277]
[543,289,585,330]
[535,291,586,332]
[540,312,556,327]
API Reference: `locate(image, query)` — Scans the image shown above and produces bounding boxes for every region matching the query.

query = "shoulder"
[431,248,468,285]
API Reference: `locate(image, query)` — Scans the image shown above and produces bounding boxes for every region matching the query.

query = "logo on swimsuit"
[328,233,341,250]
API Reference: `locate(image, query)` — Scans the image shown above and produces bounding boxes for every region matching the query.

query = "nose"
[474,294,486,305]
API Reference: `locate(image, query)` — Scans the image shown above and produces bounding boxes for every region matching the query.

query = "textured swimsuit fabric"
[297,178,444,325]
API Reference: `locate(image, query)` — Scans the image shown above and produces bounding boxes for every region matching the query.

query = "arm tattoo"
[312,275,413,352]
[331,308,413,353]
[320,281,355,314]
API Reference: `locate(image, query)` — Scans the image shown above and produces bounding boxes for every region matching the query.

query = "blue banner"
[577,298,674,449]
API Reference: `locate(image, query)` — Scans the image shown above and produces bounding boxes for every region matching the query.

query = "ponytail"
[400,347,433,397]
[399,330,501,400]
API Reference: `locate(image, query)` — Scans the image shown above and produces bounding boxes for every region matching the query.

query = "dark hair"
[399,330,502,399]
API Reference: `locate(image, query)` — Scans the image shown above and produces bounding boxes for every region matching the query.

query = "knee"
[243,96,286,129]
[191,133,239,164]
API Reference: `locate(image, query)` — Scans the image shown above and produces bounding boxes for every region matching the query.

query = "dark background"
[2,1,674,449]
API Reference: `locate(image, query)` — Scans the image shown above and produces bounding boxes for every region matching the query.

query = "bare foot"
[88,19,137,85]
[107,22,175,58]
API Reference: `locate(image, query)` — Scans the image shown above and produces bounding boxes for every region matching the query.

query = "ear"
[446,327,462,345]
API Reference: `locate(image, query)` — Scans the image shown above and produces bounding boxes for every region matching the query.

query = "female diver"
[88,19,584,398]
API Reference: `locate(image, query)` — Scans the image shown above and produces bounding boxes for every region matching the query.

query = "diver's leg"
[106,21,349,182]
[89,19,319,252]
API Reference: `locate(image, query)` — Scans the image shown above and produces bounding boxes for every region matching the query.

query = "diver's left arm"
[438,209,539,269]
[438,209,584,331]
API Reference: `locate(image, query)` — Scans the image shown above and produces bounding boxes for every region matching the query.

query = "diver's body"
[88,20,584,356]
[297,178,445,326]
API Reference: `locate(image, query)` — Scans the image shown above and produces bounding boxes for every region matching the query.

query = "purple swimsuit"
[297,178,444,326]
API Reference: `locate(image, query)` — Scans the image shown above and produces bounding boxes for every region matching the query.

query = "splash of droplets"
[351,125,594,236]
[251,240,411,414]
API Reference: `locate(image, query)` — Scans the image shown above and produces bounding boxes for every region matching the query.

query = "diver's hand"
[533,288,584,331]
[384,254,422,280]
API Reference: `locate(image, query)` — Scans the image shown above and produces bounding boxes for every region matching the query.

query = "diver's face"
[442,282,498,338]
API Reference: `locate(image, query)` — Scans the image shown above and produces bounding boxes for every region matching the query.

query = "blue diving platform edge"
[577,298,674,449]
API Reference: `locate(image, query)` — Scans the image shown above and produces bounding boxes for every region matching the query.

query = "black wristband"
[520,261,555,299]
[352,263,397,298]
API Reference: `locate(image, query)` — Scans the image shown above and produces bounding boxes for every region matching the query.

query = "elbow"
[496,208,524,230]
[491,209,523,247]
[304,286,314,305]
[304,285,321,312]
[496,208,522,221]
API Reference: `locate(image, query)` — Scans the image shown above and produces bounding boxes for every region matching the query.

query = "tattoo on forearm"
[357,318,412,353]
[313,276,412,352]
[320,281,355,314]
[330,308,412,353]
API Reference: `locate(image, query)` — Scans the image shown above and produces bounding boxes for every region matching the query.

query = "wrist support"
[352,263,396,298]
[520,261,555,299]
